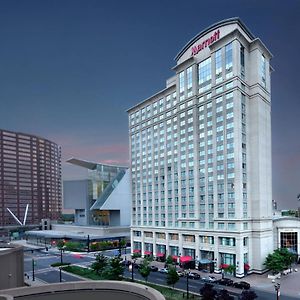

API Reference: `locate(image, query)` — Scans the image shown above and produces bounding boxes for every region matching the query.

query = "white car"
[176,270,185,277]
[202,276,217,283]
[159,268,168,274]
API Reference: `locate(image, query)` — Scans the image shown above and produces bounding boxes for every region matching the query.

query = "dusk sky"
[0,0,299,209]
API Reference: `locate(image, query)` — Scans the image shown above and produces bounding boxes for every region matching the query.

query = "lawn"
[62,265,201,300]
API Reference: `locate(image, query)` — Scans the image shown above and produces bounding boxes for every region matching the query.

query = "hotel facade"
[128,18,273,277]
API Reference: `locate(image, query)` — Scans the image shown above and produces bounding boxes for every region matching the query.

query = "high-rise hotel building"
[127,18,273,276]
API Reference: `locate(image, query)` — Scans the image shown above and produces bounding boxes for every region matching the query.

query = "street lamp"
[274,282,280,300]
[87,235,90,253]
[32,258,35,281]
[184,269,190,299]
[59,245,66,265]
[129,259,136,282]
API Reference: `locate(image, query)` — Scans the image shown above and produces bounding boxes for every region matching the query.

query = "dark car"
[188,272,201,280]
[216,278,234,286]
[150,266,158,272]
[233,281,250,289]
[121,260,131,266]
[133,263,141,269]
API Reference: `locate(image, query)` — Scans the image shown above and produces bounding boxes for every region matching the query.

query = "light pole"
[184,269,190,299]
[129,259,136,282]
[274,283,280,300]
[87,235,90,253]
[59,267,62,282]
[60,247,63,264]
[32,258,35,281]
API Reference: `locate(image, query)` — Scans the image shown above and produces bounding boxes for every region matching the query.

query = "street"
[23,249,298,300]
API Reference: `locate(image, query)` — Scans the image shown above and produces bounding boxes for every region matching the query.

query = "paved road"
[24,250,297,300]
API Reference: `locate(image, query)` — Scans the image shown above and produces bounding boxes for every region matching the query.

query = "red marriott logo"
[191,30,220,56]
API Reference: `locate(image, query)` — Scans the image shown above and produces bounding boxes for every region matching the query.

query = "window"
[179,71,185,99]
[187,66,193,95]
[198,57,212,93]
[218,222,225,229]
[240,44,245,78]
[261,54,266,87]
[225,42,233,71]
[215,49,222,76]
[220,237,235,246]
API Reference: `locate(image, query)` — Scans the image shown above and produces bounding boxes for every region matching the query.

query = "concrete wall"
[0,244,24,290]
[0,281,165,300]
[100,169,132,226]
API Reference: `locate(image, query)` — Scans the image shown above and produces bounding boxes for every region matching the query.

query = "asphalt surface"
[23,249,298,300]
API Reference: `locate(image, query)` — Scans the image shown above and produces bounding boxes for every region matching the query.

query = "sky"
[0,0,299,209]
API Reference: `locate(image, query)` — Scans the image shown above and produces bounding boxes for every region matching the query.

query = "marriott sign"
[191,30,220,56]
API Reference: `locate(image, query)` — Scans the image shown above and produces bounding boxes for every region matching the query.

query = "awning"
[156,252,165,257]
[180,256,193,263]
[172,255,179,261]
[197,258,213,264]
[220,263,229,269]
[144,251,152,255]
[133,249,141,253]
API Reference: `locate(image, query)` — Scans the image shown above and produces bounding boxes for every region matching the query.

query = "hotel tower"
[127,18,273,277]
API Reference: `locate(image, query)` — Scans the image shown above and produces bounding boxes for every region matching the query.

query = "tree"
[139,258,151,282]
[57,240,65,249]
[224,264,236,275]
[166,266,179,288]
[264,248,295,274]
[216,289,234,300]
[166,255,174,266]
[91,254,108,275]
[239,290,257,300]
[200,283,217,300]
[105,256,124,280]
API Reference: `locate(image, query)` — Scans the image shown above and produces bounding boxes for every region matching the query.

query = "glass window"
[225,42,233,71]
[240,44,245,79]
[261,54,266,87]
[198,57,212,86]
[179,71,185,96]
[187,66,193,91]
[215,49,222,75]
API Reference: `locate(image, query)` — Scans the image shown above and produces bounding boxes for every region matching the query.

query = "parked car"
[159,268,169,274]
[216,278,234,286]
[202,276,217,283]
[150,266,158,272]
[233,281,250,289]
[187,272,201,279]
[121,260,131,266]
[176,270,185,277]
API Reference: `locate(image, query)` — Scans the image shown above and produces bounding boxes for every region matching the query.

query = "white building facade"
[128,18,273,277]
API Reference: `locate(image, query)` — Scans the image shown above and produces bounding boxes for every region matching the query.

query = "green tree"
[200,283,217,300]
[91,254,108,275]
[239,290,257,300]
[104,256,124,280]
[166,255,174,266]
[57,240,65,249]
[224,264,236,275]
[166,266,179,288]
[216,289,233,300]
[264,248,295,274]
[139,258,151,282]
